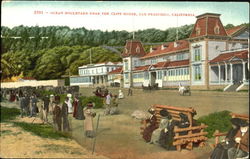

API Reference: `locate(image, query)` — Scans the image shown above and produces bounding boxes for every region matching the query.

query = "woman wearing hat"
[83,102,96,138]
[142,107,158,142]
[150,109,172,145]
[210,118,243,159]
[227,119,249,159]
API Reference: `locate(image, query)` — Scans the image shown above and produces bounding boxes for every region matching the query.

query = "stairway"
[224,84,241,92]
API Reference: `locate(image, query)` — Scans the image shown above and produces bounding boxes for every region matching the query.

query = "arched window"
[214,26,220,34]
[136,45,140,53]
[196,26,201,35]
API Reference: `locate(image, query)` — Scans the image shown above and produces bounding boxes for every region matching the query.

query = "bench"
[212,113,249,147]
[141,104,208,151]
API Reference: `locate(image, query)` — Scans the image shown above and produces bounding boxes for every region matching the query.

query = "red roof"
[133,65,151,72]
[108,67,123,74]
[210,50,248,63]
[226,25,246,36]
[190,13,228,38]
[122,40,146,57]
[133,60,189,72]
[141,40,189,59]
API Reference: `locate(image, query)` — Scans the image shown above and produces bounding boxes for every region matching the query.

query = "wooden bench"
[141,104,208,151]
[213,113,249,147]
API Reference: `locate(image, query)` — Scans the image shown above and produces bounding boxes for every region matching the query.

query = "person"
[177,113,190,135]
[104,92,112,115]
[19,94,26,118]
[67,93,73,114]
[127,87,133,96]
[62,97,70,132]
[42,95,50,123]
[110,95,119,115]
[73,95,84,120]
[210,118,242,159]
[53,103,62,131]
[142,107,158,142]
[227,119,249,159]
[158,111,177,150]
[29,94,38,117]
[49,94,55,114]
[118,90,124,99]
[150,109,172,146]
[83,102,96,138]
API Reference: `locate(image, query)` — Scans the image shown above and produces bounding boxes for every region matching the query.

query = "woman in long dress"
[210,118,241,159]
[73,95,84,120]
[150,109,171,145]
[67,94,73,113]
[83,102,96,138]
[142,107,158,142]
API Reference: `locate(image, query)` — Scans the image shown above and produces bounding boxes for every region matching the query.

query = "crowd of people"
[142,107,191,150]
[1,86,248,158]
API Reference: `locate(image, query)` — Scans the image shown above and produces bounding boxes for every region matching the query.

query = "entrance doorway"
[150,72,156,86]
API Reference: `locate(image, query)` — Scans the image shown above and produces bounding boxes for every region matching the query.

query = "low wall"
[1,79,65,88]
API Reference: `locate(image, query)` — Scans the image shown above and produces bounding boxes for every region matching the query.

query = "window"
[176,54,184,60]
[141,60,145,66]
[151,59,157,64]
[136,46,140,53]
[180,69,183,75]
[194,65,202,81]
[164,71,167,76]
[157,71,162,79]
[172,70,175,76]
[107,68,109,72]
[134,60,138,67]
[196,27,201,35]
[194,47,201,61]
[125,62,128,71]
[187,68,189,75]
[125,73,128,80]
[214,26,220,34]
[144,72,149,80]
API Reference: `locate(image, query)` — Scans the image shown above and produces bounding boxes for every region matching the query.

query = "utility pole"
[90,48,92,64]
[176,16,179,41]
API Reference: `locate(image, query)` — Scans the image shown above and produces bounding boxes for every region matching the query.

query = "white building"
[70,62,122,87]
[121,13,249,90]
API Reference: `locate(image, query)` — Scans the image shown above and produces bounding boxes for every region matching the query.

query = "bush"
[81,96,104,109]
[197,110,232,138]
[13,122,69,139]
[1,106,20,122]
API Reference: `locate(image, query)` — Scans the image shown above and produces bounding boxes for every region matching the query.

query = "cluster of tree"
[1,45,121,80]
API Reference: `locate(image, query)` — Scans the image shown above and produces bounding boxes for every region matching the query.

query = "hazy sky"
[1,1,249,32]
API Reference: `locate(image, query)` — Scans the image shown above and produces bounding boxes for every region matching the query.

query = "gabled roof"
[189,13,228,38]
[141,40,189,59]
[122,40,146,57]
[209,50,248,63]
[226,25,247,37]
[108,67,123,74]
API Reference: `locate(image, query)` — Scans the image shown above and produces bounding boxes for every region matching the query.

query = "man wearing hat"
[83,102,96,138]
[227,119,249,159]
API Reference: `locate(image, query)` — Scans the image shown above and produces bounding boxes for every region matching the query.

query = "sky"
[1,1,249,32]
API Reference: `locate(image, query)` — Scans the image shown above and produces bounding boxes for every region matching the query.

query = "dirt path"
[0,102,108,159]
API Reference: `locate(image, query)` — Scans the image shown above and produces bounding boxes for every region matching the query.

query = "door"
[150,72,156,86]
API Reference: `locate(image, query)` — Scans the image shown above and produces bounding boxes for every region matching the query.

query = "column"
[230,63,233,84]
[224,63,228,83]
[218,64,221,84]
[242,61,246,82]
[209,65,211,84]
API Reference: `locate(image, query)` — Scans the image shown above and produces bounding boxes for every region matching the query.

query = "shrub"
[81,96,104,109]
[13,122,69,139]
[1,106,20,122]
[197,110,232,138]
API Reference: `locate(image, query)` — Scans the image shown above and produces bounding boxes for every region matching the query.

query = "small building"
[70,62,122,87]
[107,67,123,87]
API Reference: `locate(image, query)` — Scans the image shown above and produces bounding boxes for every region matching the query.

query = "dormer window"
[214,25,220,34]
[196,27,201,35]
[125,48,128,53]
[136,45,140,53]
